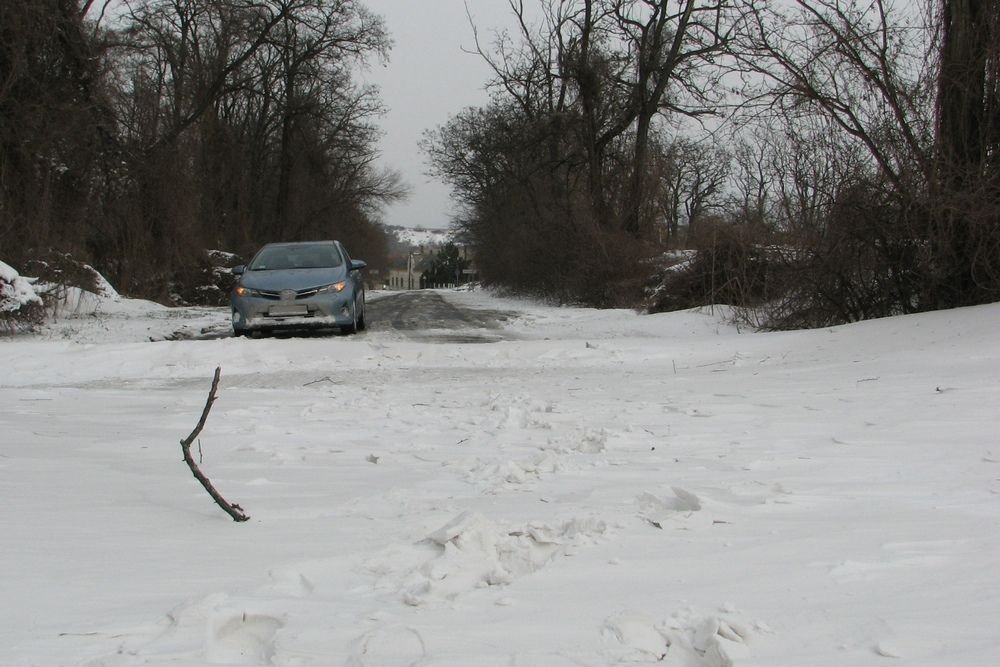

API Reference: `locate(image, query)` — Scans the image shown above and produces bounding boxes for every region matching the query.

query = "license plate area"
[268,305,308,317]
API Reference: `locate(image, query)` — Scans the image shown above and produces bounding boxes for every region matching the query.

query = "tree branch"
[179,366,250,522]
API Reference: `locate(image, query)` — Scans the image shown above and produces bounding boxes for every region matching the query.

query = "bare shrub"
[772,196,921,329]
[648,222,781,314]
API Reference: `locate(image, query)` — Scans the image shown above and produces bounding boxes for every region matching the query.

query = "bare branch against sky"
[363,1,530,230]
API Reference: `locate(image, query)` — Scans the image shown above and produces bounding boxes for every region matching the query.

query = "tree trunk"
[932,0,1000,306]
[624,109,653,237]
[936,0,995,186]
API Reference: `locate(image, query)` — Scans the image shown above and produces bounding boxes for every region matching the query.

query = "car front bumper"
[231,292,355,331]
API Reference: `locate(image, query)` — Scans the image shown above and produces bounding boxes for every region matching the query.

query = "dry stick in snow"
[179,366,250,522]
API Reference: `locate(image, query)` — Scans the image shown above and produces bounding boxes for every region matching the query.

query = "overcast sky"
[363,1,524,230]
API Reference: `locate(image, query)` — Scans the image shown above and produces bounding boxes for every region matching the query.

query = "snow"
[2,287,999,666]
[0,260,42,312]
[389,225,452,247]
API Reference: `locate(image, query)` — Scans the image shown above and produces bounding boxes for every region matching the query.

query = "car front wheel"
[356,295,366,331]
[342,299,359,334]
[232,309,247,337]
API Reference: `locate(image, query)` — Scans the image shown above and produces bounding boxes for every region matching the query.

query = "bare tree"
[90,0,396,296]
[427,0,739,305]
[725,0,938,321]
[0,0,109,264]
[653,136,730,242]
[469,1,735,237]
[930,0,1000,304]
[604,0,734,237]
[935,0,1000,184]
[727,129,774,230]
[734,0,934,194]
[731,0,1000,312]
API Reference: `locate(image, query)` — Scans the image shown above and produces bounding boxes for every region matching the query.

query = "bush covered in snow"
[168,249,243,307]
[20,250,125,318]
[0,260,44,331]
[23,250,105,296]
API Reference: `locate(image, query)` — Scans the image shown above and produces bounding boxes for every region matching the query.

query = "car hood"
[240,267,348,291]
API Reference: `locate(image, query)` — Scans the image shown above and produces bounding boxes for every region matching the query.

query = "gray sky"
[364,2,522,230]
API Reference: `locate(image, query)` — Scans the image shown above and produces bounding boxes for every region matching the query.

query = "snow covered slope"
[1,291,998,666]
[387,225,452,248]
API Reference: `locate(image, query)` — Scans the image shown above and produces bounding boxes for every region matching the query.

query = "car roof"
[261,240,338,248]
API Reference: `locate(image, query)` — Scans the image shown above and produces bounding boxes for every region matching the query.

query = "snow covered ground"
[2,289,998,666]
[387,226,452,248]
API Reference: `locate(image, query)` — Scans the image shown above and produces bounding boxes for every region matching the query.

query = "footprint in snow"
[637,487,717,530]
[208,612,284,664]
[400,511,608,607]
[604,608,754,667]
[102,593,285,665]
[264,567,315,598]
[346,625,427,667]
[467,453,563,492]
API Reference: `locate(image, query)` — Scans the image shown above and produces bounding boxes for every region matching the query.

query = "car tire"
[357,296,367,331]
[231,309,247,337]
[342,299,359,335]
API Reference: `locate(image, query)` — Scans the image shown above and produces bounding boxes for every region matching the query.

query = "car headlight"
[234,285,261,297]
[317,281,347,294]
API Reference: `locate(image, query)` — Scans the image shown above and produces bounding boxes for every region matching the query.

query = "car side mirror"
[350,259,367,271]
[232,265,245,275]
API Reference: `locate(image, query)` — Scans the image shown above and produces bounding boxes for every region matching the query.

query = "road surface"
[365,290,514,343]
[167,290,515,341]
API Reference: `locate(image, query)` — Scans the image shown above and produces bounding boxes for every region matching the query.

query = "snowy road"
[2,290,999,666]
[366,290,515,343]
[154,290,514,342]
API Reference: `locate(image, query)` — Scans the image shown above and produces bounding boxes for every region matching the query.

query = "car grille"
[255,287,321,300]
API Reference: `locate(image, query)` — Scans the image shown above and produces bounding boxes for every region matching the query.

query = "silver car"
[230,240,367,336]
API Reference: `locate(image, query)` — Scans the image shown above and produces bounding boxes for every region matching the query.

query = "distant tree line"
[425,0,734,306]
[1,0,402,302]
[425,0,1000,325]
[3,0,997,325]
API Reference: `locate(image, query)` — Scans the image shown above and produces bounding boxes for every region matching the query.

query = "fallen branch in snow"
[179,366,250,522]
[303,376,337,386]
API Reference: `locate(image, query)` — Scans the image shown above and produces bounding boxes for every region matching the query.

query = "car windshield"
[248,244,342,271]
